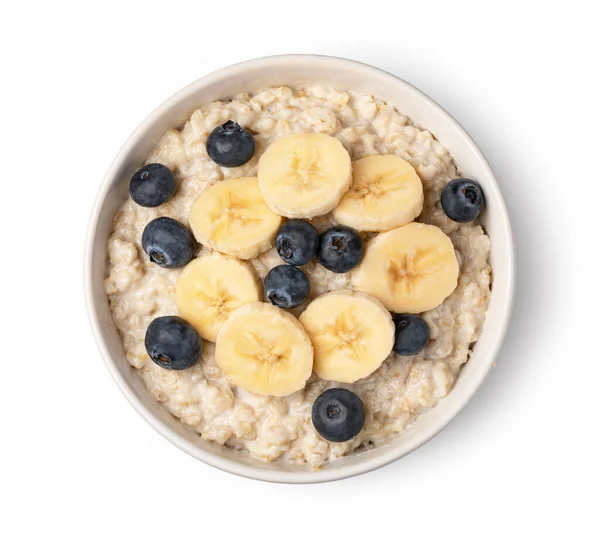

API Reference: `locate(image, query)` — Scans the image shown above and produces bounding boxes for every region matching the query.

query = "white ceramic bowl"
[85,54,515,484]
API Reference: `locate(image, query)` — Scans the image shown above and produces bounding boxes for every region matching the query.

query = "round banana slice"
[215,302,314,397]
[332,155,424,232]
[257,133,352,218]
[299,290,394,383]
[351,222,459,313]
[175,253,261,342]
[189,177,282,260]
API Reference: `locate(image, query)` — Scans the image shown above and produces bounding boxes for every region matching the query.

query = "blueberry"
[145,316,203,370]
[129,163,176,207]
[264,265,310,309]
[276,220,319,266]
[206,120,255,167]
[312,388,365,442]
[317,226,364,273]
[141,217,196,268]
[441,178,484,223]
[393,314,430,355]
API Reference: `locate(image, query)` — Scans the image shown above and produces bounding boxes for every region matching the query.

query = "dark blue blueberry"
[264,265,310,309]
[145,316,203,370]
[393,314,430,356]
[141,217,196,269]
[441,178,484,223]
[206,120,255,167]
[317,226,364,273]
[312,388,365,442]
[276,220,319,266]
[129,163,176,207]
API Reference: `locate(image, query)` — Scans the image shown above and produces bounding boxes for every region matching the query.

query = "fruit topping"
[206,121,255,167]
[141,217,196,268]
[276,219,319,266]
[352,222,458,313]
[257,133,351,218]
[312,388,365,442]
[392,314,430,355]
[317,226,364,273]
[189,177,282,260]
[441,178,484,223]
[145,316,203,370]
[215,302,313,397]
[300,290,394,383]
[333,155,423,231]
[130,163,176,208]
[264,264,310,309]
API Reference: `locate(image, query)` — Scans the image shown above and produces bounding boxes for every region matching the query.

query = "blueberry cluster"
[265,220,366,310]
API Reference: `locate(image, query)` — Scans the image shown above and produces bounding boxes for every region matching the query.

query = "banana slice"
[332,155,423,232]
[189,177,282,259]
[215,302,314,397]
[299,290,394,383]
[351,222,459,313]
[175,253,261,342]
[257,133,352,218]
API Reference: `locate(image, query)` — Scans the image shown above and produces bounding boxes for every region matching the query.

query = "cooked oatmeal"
[105,85,491,466]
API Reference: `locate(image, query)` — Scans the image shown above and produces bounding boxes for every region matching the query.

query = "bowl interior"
[87,56,514,483]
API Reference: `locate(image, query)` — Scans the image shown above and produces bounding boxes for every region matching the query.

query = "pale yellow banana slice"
[175,253,261,342]
[189,177,282,259]
[215,302,314,397]
[332,155,424,232]
[351,223,459,313]
[299,290,394,383]
[257,133,352,218]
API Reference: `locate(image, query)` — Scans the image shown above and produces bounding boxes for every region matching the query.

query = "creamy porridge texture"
[105,85,491,466]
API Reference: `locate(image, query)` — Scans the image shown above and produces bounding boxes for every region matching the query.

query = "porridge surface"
[105,85,491,466]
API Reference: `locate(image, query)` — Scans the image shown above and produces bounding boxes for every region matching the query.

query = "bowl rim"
[84,54,516,484]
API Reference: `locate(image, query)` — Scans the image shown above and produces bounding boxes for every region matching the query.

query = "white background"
[2,1,599,542]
